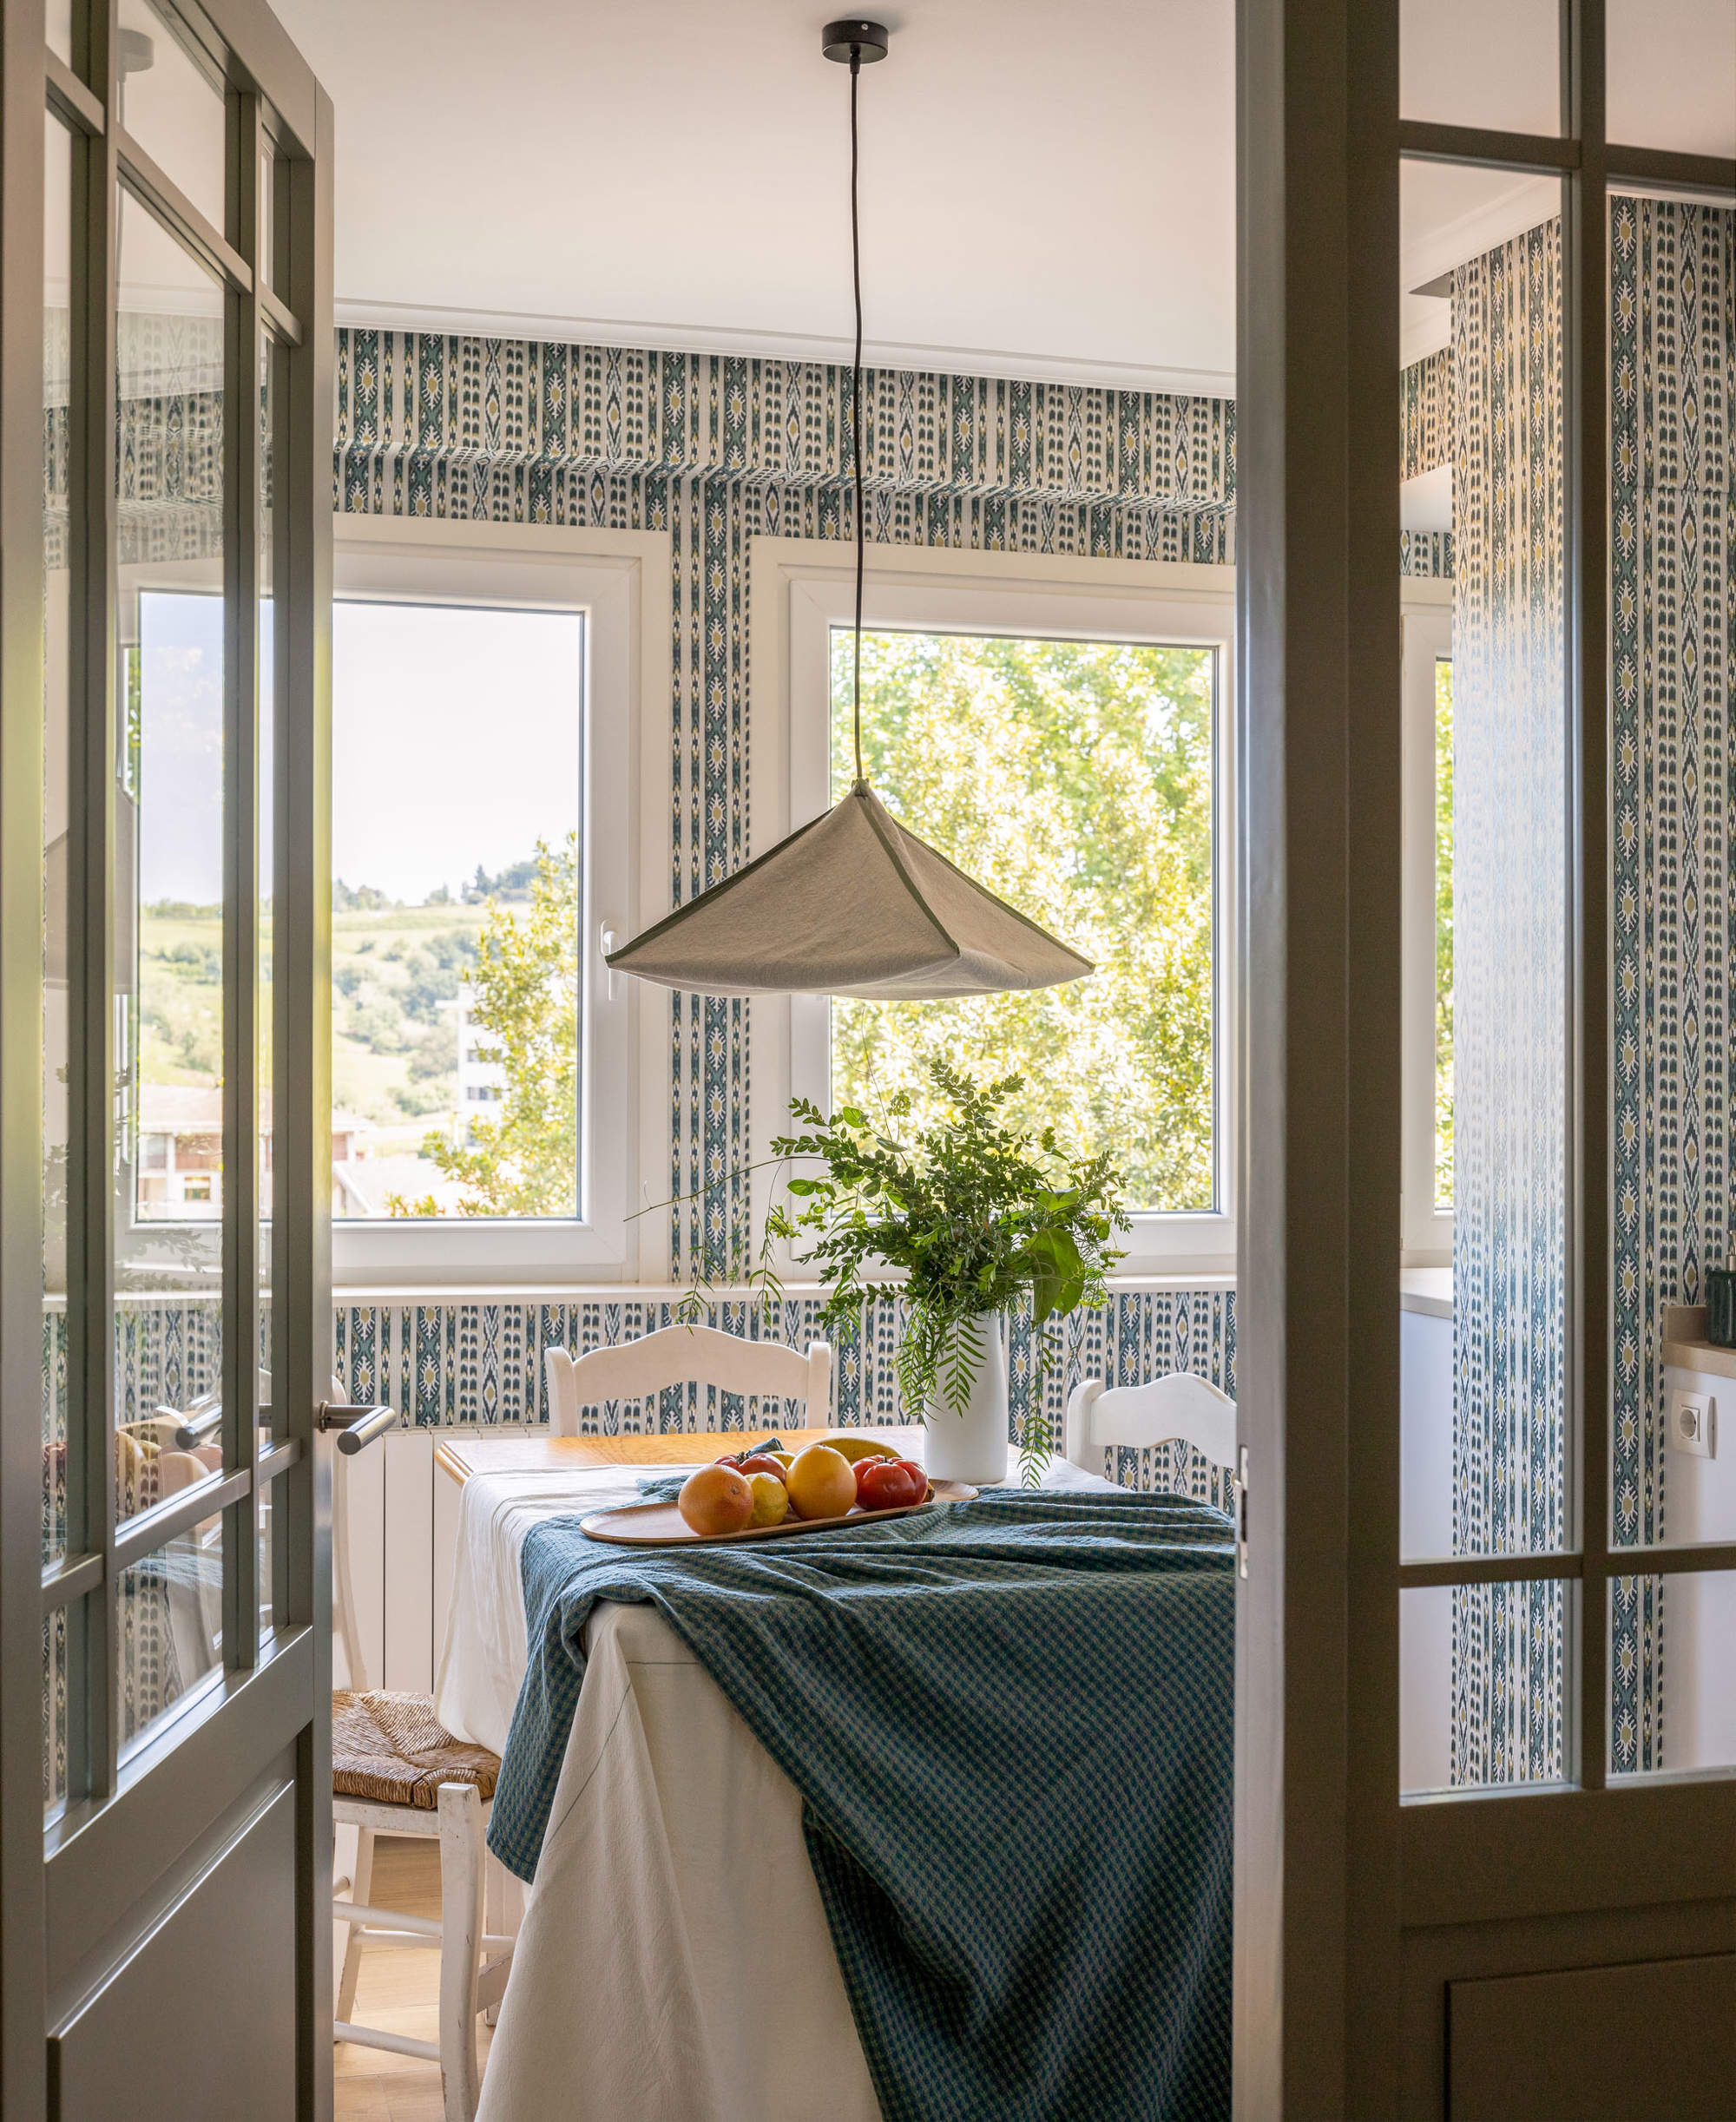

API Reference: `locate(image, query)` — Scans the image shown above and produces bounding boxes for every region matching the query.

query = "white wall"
[1658,1364,1736,1772]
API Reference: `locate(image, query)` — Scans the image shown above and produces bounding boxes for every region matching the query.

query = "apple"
[678,1462,755,1536]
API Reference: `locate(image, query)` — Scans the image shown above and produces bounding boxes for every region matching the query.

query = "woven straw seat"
[332,1687,500,1811]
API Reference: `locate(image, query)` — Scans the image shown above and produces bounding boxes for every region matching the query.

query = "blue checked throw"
[489,1486,1233,2121]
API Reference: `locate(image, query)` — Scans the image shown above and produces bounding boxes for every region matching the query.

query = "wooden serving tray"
[580,1478,977,1548]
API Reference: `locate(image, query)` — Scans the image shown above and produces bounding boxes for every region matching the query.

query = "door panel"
[49,1783,296,2122]
[1238,0,1736,2110]
[1447,1954,1736,2122]
[7,3,333,2116]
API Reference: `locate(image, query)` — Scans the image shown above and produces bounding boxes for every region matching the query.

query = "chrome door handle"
[316,1403,398,1454]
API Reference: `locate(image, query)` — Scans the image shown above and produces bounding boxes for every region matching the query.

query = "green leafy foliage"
[411,835,579,1218]
[831,631,1215,1212]
[766,1060,1128,1480]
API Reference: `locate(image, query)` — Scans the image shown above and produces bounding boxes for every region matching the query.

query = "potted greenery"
[762,1061,1128,1483]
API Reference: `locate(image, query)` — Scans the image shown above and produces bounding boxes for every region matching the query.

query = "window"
[749,539,1236,1276]
[329,517,671,1285]
[1402,584,1454,1263]
[829,628,1217,1214]
[330,598,583,1220]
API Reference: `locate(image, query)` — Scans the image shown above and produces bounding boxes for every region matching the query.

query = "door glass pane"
[115,187,226,1527]
[44,1608,69,1817]
[259,335,275,1440]
[1608,0,1736,159]
[1399,159,1570,1800]
[1433,654,1453,1206]
[120,1522,224,1753]
[260,1468,287,1639]
[1402,1581,1568,1793]
[1612,1573,1736,1777]
[1400,0,1560,136]
[116,0,227,230]
[1399,162,1568,1574]
[257,147,274,292]
[1609,185,1735,1592]
[44,112,73,1565]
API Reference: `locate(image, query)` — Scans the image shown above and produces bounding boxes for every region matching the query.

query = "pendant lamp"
[606,19,1093,1001]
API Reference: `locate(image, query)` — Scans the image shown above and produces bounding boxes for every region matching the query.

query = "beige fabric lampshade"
[606,781,1093,999]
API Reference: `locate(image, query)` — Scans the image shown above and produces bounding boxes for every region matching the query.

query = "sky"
[331,600,582,903]
[136,592,584,908]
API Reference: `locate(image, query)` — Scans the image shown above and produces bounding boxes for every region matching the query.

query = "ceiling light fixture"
[605,20,1093,1000]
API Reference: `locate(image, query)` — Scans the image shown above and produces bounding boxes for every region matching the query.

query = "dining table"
[433,1427,1124,2122]
[431,1426,1233,2122]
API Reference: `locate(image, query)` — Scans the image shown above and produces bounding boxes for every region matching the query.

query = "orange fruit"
[678,1462,755,1536]
[785,1443,857,1521]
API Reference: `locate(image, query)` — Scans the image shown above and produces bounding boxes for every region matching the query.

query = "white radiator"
[337,1426,523,1696]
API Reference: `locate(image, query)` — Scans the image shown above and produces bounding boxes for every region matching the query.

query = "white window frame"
[1401,579,1454,1267]
[330,515,673,1287]
[746,535,1238,1278]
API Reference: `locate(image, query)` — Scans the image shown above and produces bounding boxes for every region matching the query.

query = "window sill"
[1401,1267,1453,1319]
[330,1271,1239,1304]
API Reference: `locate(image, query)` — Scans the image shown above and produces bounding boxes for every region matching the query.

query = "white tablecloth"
[441,1449,1116,2122]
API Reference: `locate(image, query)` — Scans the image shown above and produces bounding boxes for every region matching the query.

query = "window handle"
[600,921,620,1002]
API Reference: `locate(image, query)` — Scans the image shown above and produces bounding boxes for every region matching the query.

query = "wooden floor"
[334,1837,493,2122]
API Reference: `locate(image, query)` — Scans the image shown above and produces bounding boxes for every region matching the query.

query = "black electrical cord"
[849,43,867,789]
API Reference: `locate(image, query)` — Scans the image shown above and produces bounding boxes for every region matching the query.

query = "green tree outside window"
[395,833,579,1218]
[830,630,1216,1213]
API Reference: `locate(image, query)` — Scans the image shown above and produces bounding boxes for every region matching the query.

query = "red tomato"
[852,1453,891,1501]
[858,1458,926,1512]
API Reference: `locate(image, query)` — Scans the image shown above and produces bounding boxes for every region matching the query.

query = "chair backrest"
[1062,1370,1237,1475]
[544,1325,832,1438]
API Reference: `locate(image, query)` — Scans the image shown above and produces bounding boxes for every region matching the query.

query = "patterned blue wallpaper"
[45,1284,1236,1489]
[333,331,1238,1286]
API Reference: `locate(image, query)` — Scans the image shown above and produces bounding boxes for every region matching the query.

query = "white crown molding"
[334,298,1238,404]
[1399,168,1560,368]
[1402,307,1451,371]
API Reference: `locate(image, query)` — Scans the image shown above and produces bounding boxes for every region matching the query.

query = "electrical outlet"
[1669,1389,1716,1460]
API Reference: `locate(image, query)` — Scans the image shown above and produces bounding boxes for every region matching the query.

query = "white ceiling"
[271,0,1733,398]
[272,0,1238,395]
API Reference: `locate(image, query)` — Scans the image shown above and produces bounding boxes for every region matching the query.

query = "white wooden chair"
[544,1324,832,1436]
[330,1391,515,2122]
[1062,1370,1238,1483]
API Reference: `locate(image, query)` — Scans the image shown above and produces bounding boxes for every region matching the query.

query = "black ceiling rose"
[821,19,890,64]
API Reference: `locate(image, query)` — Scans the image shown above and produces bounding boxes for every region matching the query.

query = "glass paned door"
[9,3,335,2113]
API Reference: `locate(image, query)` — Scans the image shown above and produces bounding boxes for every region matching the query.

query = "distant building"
[455,983,505,1144]
[136,1086,369,1219]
